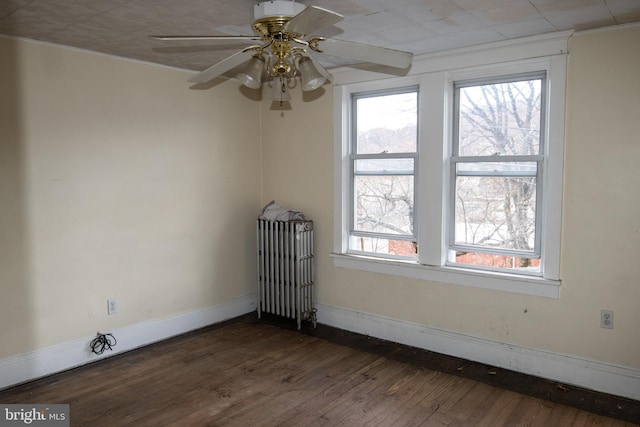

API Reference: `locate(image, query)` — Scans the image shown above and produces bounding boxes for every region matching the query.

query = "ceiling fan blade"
[283,6,343,36]
[310,37,413,69]
[188,49,256,83]
[151,35,261,41]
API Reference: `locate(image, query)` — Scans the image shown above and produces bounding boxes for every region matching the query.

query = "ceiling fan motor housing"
[254,1,305,20]
[252,1,306,36]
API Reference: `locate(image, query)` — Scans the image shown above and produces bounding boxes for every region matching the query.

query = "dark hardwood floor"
[0,314,638,426]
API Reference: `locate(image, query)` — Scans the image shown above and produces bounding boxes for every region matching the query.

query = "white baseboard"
[0,293,256,391]
[3,296,637,402]
[316,303,640,401]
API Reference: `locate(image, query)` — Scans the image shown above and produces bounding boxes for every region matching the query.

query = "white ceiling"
[1,0,639,72]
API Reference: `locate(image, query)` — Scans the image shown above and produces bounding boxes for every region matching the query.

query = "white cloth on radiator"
[259,200,305,221]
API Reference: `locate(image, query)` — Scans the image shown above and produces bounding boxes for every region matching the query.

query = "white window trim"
[333,33,569,299]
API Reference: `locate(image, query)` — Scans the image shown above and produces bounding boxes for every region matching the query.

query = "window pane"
[458,79,541,157]
[452,251,540,272]
[454,176,537,251]
[355,158,414,174]
[355,175,414,235]
[457,161,537,176]
[350,236,418,256]
[356,92,417,154]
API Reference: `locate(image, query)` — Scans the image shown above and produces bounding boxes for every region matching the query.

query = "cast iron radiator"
[257,219,316,329]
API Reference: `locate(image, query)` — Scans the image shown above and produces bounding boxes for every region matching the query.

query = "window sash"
[352,173,416,237]
[452,72,547,159]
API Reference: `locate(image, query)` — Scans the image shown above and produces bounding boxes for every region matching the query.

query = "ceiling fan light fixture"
[155,2,414,106]
[298,56,325,91]
[236,54,265,89]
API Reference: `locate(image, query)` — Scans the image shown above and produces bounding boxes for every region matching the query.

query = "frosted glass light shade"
[236,55,264,89]
[272,77,291,102]
[298,57,325,91]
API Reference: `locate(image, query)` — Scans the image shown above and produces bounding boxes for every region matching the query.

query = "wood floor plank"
[351,368,442,426]
[211,341,359,425]
[330,363,427,426]
[398,372,478,426]
[449,385,510,426]
[503,395,554,426]
[211,340,375,425]
[0,318,635,426]
[266,350,382,426]
[544,402,581,426]
[474,389,525,427]
[287,356,405,425]
[527,396,556,427]
[413,377,480,426]
[438,381,498,426]
[572,410,625,427]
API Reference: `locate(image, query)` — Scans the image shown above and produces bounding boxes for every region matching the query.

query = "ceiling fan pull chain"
[279,78,287,106]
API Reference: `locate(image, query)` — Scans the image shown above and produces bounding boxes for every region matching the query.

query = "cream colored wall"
[260,25,640,369]
[260,90,335,303]
[0,37,262,358]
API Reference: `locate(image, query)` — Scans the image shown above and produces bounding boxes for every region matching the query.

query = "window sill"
[331,253,561,299]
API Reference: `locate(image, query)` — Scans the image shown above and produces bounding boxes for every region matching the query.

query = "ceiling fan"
[152,1,413,99]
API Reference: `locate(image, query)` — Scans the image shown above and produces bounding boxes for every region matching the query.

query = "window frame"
[349,86,420,259]
[448,71,547,275]
[332,33,568,298]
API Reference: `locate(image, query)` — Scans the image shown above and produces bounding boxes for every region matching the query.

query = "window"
[350,88,418,258]
[333,35,567,298]
[449,73,545,274]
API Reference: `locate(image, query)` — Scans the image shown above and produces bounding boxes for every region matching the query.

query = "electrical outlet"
[107,298,118,315]
[600,309,614,329]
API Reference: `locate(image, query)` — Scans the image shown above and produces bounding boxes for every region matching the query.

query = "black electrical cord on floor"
[90,332,117,355]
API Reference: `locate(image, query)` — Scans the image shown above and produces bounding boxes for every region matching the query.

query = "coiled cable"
[90,333,117,355]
